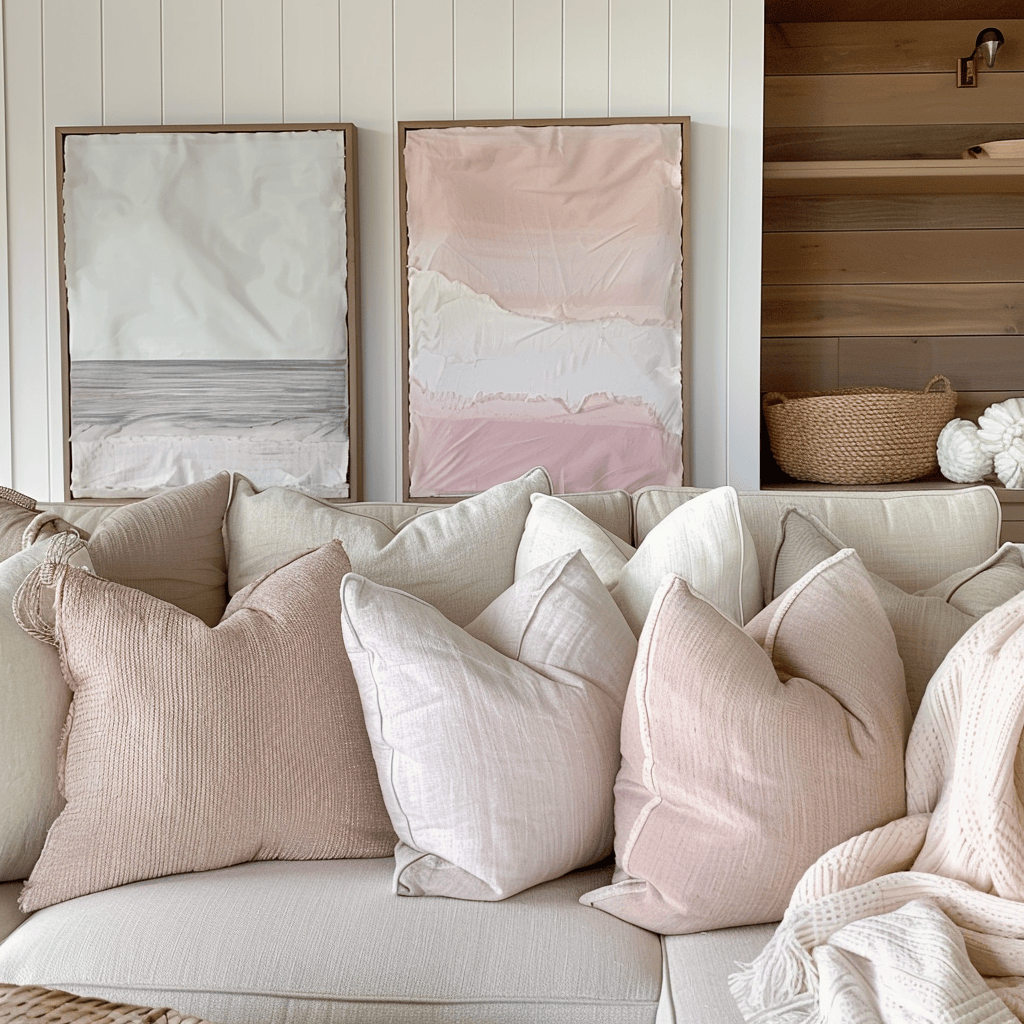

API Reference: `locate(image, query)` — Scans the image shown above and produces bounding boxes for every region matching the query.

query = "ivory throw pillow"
[0,542,73,882]
[515,487,762,636]
[769,507,1024,713]
[227,467,552,625]
[20,541,395,913]
[85,473,232,626]
[581,549,909,934]
[341,551,638,901]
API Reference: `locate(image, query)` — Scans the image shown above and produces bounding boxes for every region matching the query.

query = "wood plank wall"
[762,18,1024,498]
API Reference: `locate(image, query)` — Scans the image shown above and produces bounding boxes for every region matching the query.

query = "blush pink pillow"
[581,548,910,934]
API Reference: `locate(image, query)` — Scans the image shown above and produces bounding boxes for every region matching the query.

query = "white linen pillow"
[227,467,552,626]
[515,487,762,635]
[341,550,638,901]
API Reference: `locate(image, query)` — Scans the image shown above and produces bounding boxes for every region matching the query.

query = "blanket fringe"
[729,920,824,1024]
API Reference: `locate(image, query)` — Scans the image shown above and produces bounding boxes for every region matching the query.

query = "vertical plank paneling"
[726,0,764,490]
[0,11,11,483]
[283,0,341,122]
[43,0,103,498]
[102,0,162,124]
[609,0,669,116]
[341,0,398,499]
[393,0,454,120]
[513,0,563,118]
[454,0,513,119]
[223,0,284,123]
[563,0,608,116]
[163,0,223,124]
[5,0,47,494]
[670,0,731,487]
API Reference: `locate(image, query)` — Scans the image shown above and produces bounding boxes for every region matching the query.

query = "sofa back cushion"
[633,485,1001,595]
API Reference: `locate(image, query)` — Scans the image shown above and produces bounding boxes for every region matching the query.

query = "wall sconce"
[957,27,1004,88]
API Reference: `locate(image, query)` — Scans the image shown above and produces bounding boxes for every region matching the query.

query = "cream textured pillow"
[20,541,395,913]
[769,507,1024,713]
[227,467,552,625]
[85,473,232,626]
[515,487,762,636]
[0,542,72,882]
[341,550,638,901]
[580,549,909,934]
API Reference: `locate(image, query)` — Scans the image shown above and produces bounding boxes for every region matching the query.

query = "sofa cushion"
[226,466,552,625]
[20,540,394,913]
[0,543,71,883]
[341,551,637,901]
[581,549,909,934]
[85,473,231,627]
[0,859,662,1024]
[516,487,762,635]
[769,507,1024,713]
[632,486,1001,596]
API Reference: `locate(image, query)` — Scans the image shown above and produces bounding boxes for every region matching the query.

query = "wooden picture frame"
[56,123,361,501]
[398,116,690,501]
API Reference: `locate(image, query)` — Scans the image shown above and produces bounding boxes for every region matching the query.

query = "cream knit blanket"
[730,589,1024,1023]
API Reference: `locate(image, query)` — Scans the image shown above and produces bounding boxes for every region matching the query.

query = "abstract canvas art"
[59,124,359,499]
[400,118,689,498]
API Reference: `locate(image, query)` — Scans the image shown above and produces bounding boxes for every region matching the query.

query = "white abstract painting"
[62,128,353,498]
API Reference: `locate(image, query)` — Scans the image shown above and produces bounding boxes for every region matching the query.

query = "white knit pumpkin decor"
[978,397,1024,489]
[936,418,994,484]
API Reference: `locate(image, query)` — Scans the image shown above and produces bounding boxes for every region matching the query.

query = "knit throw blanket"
[730,589,1024,1024]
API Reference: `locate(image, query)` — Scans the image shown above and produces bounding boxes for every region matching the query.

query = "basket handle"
[762,392,787,409]
[923,375,952,394]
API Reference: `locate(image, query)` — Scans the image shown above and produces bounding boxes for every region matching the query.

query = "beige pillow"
[769,507,1024,713]
[515,487,762,636]
[20,540,395,913]
[0,486,81,559]
[580,549,909,934]
[85,473,232,627]
[227,467,552,626]
[0,542,73,882]
[341,550,638,901]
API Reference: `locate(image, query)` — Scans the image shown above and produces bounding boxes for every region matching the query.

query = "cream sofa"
[0,471,1004,1024]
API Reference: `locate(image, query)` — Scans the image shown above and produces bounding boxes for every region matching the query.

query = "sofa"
[0,468,1009,1023]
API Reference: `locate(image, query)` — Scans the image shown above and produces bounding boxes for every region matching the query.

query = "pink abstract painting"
[404,121,685,497]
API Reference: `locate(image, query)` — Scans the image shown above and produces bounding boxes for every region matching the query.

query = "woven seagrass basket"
[762,374,957,485]
[0,984,211,1024]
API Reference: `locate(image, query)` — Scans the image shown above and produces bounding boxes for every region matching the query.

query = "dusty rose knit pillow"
[20,540,395,912]
[0,486,79,559]
[581,548,910,934]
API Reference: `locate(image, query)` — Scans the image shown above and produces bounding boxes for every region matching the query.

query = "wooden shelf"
[764,158,1024,197]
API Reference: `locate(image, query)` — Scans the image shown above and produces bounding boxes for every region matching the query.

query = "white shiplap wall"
[0,0,763,501]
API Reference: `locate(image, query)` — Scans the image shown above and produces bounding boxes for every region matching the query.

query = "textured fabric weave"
[86,473,231,626]
[341,551,637,900]
[0,859,662,1024]
[582,549,909,934]
[0,488,79,559]
[0,543,71,882]
[769,507,1024,713]
[226,466,551,624]
[20,540,394,912]
[516,487,762,636]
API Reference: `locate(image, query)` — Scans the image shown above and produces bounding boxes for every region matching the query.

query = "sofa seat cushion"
[657,925,775,1024]
[0,859,662,1024]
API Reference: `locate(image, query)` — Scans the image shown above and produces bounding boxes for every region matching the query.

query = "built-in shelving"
[764,158,1024,196]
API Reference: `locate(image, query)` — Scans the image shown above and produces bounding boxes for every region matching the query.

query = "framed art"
[399,116,690,499]
[57,123,360,500]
